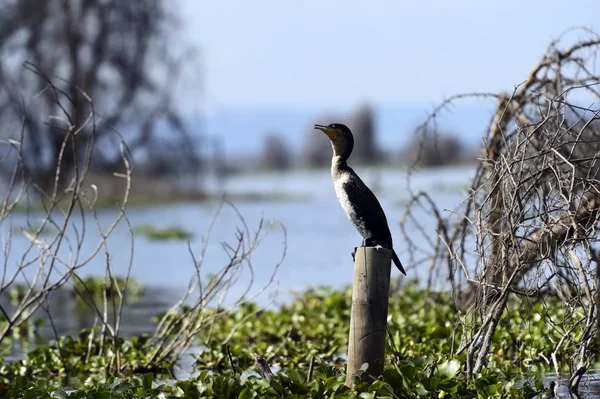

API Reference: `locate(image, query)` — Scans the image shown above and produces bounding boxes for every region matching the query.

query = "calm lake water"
[2,165,473,304]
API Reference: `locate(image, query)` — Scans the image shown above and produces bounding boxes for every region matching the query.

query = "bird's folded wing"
[342,174,390,233]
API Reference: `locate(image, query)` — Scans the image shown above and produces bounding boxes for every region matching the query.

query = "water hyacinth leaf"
[143,373,154,390]
[312,378,325,395]
[367,380,383,392]
[437,379,459,393]
[108,378,122,389]
[285,370,300,384]
[435,359,461,379]
[113,382,133,393]
[415,385,429,396]
[237,387,254,399]
[51,389,67,399]
[324,377,341,391]
[381,368,403,388]
[398,363,416,380]
[14,376,26,389]
[423,377,439,392]
[269,379,284,395]
[23,391,39,399]
[198,370,209,381]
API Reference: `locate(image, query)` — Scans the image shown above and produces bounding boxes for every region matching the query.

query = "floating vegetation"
[72,276,144,304]
[0,283,565,398]
[12,224,59,237]
[0,329,172,388]
[0,282,563,397]
[134,224,194,241]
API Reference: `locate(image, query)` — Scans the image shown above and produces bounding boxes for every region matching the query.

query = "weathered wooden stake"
[345,246,392,387]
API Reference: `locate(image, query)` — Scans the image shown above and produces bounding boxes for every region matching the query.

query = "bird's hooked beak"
[314,124,337,140]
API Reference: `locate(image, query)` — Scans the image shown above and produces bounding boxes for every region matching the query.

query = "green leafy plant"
[0,282,573,397]
[0,328,174,388]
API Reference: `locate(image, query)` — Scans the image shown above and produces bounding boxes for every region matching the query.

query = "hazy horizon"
[190,101,495,157]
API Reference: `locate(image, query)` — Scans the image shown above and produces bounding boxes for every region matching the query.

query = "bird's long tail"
[392,250,406,275]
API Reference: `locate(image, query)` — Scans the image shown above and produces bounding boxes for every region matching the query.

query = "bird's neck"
[331,155,349,179]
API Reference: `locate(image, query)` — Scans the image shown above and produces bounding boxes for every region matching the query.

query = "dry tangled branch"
[399,28,600,391]
[0,64,285,379]
[147,201,285,366]
[0,63,134,350]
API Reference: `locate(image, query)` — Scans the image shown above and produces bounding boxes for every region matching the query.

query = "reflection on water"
[544,370,600,398]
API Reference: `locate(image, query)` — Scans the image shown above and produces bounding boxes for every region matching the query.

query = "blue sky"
[179,0,599,112]
[172,1,599,155]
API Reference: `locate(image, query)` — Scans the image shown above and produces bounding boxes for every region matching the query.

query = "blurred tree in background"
[0,0,200,194]
[260,133,292,171]
[400,130,465,167]
[302,106,379,168]
[346,104,377,164]
[302,115,339,168]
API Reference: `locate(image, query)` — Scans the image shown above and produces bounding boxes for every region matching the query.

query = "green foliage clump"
[196,287,351,372]
[386,281,458,358]
[134,224,194,241]
[0,281,580,397]
[196,281,461,373]
[0,329,173,388]
[186,280,567,397]
[0,363,538,398]
[489,295,588,374]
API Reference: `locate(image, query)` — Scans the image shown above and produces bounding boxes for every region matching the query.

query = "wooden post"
[345,246,392,387]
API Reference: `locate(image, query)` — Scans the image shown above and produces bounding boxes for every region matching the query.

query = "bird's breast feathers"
[334,174,369,238]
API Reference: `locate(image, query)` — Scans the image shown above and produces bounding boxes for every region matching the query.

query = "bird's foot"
[363,238,380,248]
[351,247,358,262]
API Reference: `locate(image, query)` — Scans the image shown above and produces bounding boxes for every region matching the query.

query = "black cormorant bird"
[314,123,406,275]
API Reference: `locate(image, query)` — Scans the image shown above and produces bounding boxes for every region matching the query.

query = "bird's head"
[314,123,354,160]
